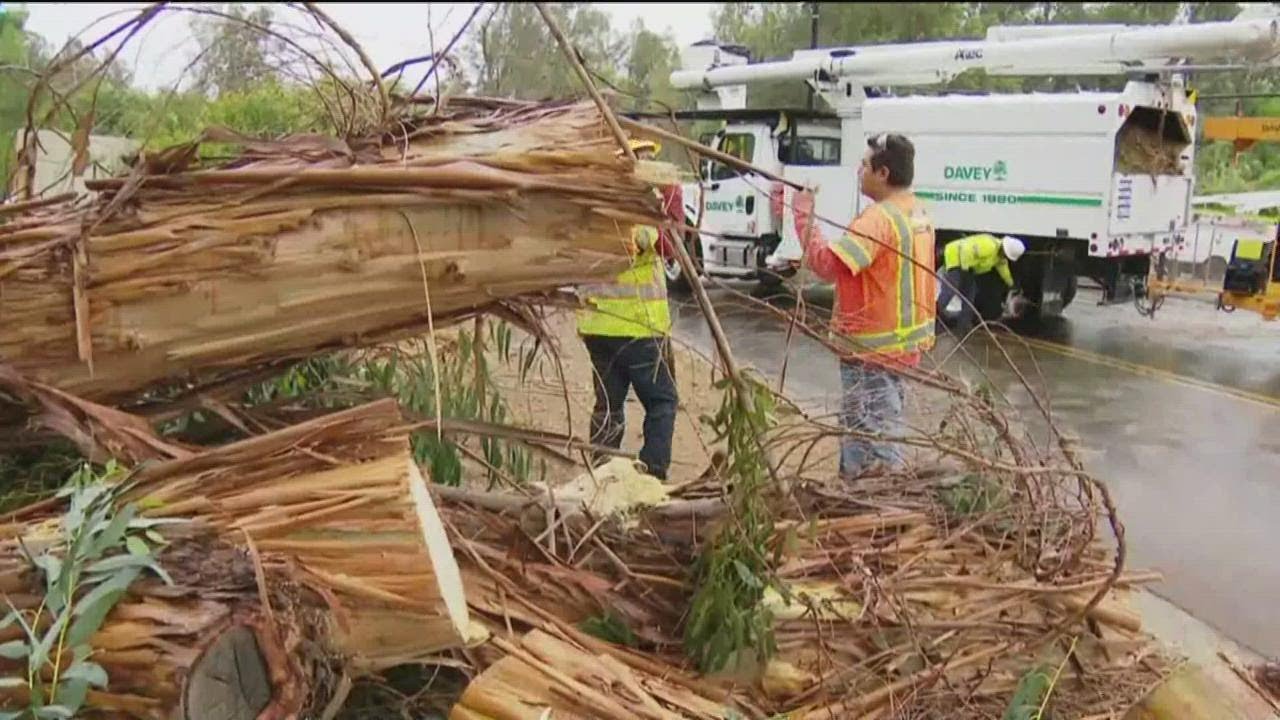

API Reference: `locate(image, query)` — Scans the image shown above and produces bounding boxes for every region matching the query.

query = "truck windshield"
[710,133,755,181]
[778,136,841,166]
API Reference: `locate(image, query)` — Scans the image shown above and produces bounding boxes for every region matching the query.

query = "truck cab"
[664,109,856,289]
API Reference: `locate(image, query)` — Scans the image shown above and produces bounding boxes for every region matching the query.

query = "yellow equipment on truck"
[1146,103,1280,320]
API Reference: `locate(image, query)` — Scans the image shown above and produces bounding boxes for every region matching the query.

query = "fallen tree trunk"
[0,99,663,403]
[0,399,476,718]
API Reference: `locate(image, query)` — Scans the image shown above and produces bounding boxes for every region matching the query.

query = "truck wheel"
[757,266,799,299]
[1061,274,1078,310]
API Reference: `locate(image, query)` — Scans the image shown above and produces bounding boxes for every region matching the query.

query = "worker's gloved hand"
[792,189,816,239]
[1003,288,1026,318]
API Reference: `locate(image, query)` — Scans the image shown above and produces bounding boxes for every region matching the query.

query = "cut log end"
[183,625,272,720]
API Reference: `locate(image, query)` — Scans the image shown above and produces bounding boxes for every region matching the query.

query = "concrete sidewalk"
[1130,589,1279,718]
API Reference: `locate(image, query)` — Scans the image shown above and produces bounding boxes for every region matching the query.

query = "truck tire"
[1061,274,1078,310]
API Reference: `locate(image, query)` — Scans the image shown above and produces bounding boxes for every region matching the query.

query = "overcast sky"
[19,2,718,90]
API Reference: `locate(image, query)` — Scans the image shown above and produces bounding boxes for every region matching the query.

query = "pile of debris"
[1116,120,1185,176]
[0,373,1168,719]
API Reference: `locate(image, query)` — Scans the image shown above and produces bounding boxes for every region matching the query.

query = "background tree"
[1,8,34,191]
[190,3,281,96]
[623,20,681,112]
[467,3,622,99]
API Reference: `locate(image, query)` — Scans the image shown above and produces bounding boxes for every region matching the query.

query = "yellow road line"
[1001,332,1280,412]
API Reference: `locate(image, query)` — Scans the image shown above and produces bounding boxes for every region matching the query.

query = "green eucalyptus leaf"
[61,661,108,688]
[87,554,155,575]
[67,587,126,649]
[125,536,150,557]
[0,640,28,660]
[54,677,89,714]
[75,566,140,618]
[90,504,136,558]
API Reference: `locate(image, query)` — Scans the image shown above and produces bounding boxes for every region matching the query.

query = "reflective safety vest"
[576,225,672,338]
[828,198,937,360]
[943,234,1014,287]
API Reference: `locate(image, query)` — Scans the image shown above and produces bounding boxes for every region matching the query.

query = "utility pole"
[807,1,819,110]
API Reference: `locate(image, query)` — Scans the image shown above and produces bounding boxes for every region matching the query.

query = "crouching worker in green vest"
[936,233,1025,331]
[576,140,678,480]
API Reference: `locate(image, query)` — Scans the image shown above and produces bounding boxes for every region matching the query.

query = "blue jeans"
[582,335,678,480]
[936,267,978,330]
[839,358,906,477]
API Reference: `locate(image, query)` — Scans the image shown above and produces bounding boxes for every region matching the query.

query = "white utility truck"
[667,10,1280,321]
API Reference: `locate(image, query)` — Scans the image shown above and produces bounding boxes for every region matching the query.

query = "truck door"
[703,130,768,240]
[779,134,857,262]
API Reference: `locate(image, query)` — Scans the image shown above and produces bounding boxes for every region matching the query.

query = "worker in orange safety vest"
[791,132,937,480]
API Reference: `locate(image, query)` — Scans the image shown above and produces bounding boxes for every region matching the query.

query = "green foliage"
[360,327,543,488]
[578,612,637,647]
[467,3,624,100]
[938,473,1008,518]
[191,3,280,96]
[228,323,544,488]
[0,8,32,191]
[0,443,84,515]
[622,20,682,112]
[0,461,179,720]
[1196,97,1280,194]
[1003,662,1056,720]
[684,372,783,673]
[85,79,332,156]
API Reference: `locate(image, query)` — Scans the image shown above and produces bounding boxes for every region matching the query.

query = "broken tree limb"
[0,99,667,403]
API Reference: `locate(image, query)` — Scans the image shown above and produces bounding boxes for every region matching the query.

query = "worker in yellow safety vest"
[935,234,1025,331]
[576,140,678,480]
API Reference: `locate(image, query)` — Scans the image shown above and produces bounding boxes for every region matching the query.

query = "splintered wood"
[0,99,662,402]
[0,399,476,718]
[452,631,730,720]
[441,476,1170,720]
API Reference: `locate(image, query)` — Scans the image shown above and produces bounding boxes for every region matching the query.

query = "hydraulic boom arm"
[671,16,1280,92]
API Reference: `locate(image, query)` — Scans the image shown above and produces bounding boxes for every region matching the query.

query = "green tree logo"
[992,160,1008,182]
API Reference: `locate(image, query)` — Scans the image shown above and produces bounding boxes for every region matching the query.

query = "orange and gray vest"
[828,198,937,359]
[576,225,671,338]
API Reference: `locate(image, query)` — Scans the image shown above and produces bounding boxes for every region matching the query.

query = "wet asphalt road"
[673,281,1280,658]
